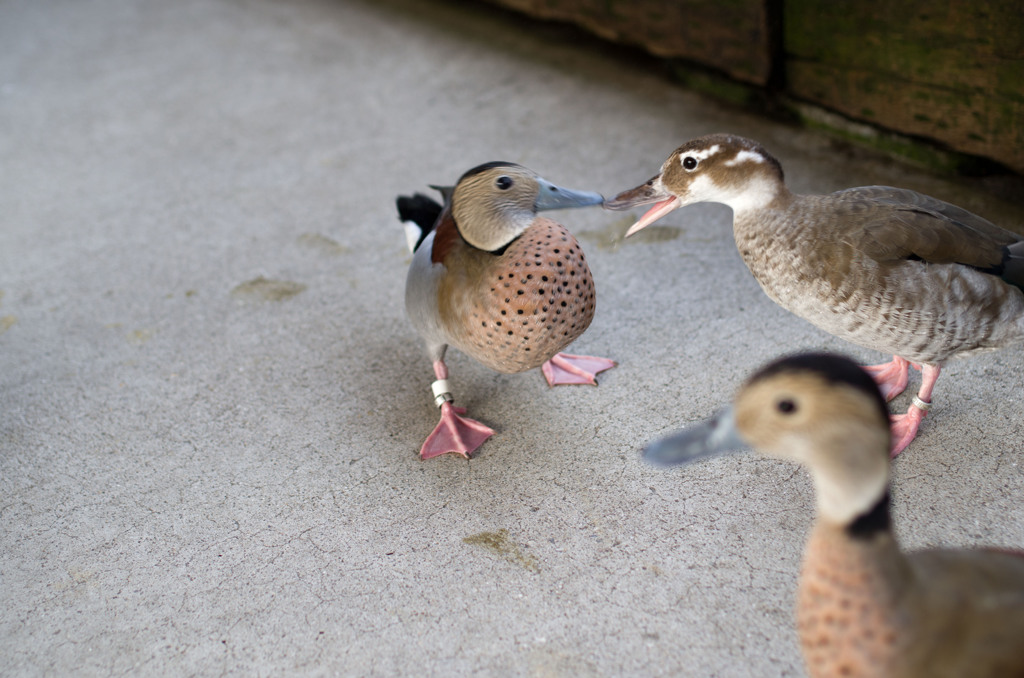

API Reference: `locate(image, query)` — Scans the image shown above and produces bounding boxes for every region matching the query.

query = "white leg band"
[911,395,932,411]
[431,379,453,407]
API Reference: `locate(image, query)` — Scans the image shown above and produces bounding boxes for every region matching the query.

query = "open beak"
[603,175,682,237]
[642,406,749,467]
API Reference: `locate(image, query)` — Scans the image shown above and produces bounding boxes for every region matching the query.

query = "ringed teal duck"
[607,134,1024,456]
[644,352,1024,678]
[399,162,615,459]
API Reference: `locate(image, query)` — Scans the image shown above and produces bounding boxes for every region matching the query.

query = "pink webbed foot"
[541,352,617,386]
[420,401,495,460]
[888,363,940,458]
[863,356,911,401]
[889,401,928,458]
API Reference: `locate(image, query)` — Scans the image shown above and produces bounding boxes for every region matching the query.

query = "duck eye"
[495,176,513,190]
[682,156,698,171]
[776,398,797,415]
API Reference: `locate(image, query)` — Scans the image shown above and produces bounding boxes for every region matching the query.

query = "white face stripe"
[679,144,720,166]
[724,149,767,166]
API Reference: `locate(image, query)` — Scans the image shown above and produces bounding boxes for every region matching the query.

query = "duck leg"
[889,363,940,458]
[419,361,494,460]
[542,352,617,386]
[862,355,910,401]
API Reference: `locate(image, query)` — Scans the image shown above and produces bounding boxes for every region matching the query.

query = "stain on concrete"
[127,328,154,345]
[0,315,16,334]
[578,216,681,252]
[528,646,601,677]
[231,276,307,302]
[52,568,99,600]
[463,529,539,572]
[297,232,350,255]
[641,562,665,576]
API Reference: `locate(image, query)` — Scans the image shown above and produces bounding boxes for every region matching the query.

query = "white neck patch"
[724,149,766,167]
[726,174,779,214]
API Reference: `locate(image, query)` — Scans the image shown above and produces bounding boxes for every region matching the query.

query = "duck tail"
[396,192,443,253]
[1003,240,1024,293]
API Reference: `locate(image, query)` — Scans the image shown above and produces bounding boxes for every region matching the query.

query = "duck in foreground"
[399,162,615,459]
[644,353,1024,678]
[607,134,1024,456]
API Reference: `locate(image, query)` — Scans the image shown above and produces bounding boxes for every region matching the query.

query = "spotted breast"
[440,217,596,373]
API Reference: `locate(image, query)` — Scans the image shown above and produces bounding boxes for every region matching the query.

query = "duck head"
[605,134,787,236]
[451,162,603,252]
[643,353,892,526]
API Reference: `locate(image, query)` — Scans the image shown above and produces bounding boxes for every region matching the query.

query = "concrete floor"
[2,0,1023,675]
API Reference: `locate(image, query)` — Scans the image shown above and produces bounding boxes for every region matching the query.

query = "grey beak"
[534,177,604,211]
[643,406,749,467]
[602,175,667,210]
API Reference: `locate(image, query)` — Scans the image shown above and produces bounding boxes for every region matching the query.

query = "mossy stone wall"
[482,0,1024,174]
[786,1,1024,173]
[483,0,774,86]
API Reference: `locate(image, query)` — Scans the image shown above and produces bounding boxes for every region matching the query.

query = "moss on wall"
[479,0,1024,175]
[483,0,774,85]
[785,0,1024,173]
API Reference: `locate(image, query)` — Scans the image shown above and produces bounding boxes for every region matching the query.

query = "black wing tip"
[396,193,443,228]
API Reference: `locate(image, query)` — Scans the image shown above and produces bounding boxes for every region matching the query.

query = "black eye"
[682,156,698,171]
[777,399,797,415]
[495,176,513,190]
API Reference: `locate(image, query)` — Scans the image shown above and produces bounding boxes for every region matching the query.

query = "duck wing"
[836,186,1024,291]
[902,546,1024,676]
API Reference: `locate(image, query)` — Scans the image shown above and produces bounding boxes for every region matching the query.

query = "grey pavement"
[2,0,1023,676]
